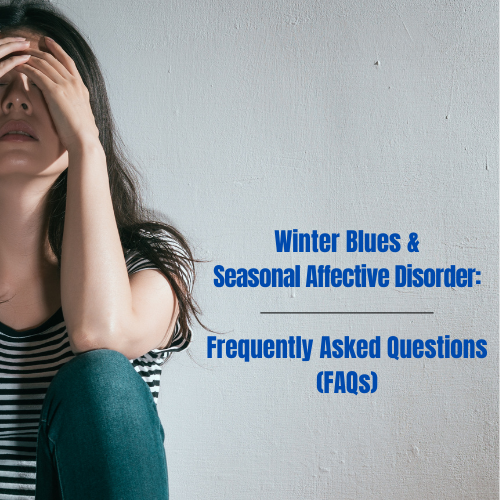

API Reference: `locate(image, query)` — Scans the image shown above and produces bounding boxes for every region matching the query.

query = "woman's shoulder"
[124,228,194,290]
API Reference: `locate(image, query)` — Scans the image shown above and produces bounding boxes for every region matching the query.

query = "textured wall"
[58,0,498,498]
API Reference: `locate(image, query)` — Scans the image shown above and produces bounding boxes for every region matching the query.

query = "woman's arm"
[16,38,178,359]
[62,140,178,358]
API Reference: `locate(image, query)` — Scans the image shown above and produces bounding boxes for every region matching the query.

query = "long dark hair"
[0,0,201,350]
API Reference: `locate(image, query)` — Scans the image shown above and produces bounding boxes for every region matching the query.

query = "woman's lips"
[0,120,39,140]
[0,133,37,142]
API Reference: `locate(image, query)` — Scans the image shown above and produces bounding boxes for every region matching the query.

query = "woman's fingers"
[0,37,28,44]
[0,37,80,85]
[0,39,30,56]
[0,54,31,77]
[43,37,79,79]
[19,48,74,84]
[0,37,29,46]
[0,39,31,77]
[0,41,30,61]
[13,61,55,93]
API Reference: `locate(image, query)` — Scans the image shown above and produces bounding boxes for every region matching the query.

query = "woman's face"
[0,30,68,180]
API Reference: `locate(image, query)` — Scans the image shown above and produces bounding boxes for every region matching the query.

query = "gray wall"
[59,1,498,498]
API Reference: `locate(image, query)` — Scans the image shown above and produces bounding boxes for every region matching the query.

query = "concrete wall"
[59,0,498,498]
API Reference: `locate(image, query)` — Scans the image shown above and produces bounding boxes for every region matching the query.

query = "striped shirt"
[0,244,191,499]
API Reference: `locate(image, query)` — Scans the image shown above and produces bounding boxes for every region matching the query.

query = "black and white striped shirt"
[0,245,191,499]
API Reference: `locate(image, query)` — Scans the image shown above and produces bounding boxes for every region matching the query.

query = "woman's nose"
[1,74,32,115]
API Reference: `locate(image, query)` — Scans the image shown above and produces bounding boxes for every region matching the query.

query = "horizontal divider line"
[260,311,434,315]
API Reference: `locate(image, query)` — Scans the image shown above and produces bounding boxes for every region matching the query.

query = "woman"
[0,0,199,498]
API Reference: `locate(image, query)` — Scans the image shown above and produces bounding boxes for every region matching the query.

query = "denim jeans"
[35,349,169,499]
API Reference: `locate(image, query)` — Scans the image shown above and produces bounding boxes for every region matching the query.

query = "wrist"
[66,133,104,158]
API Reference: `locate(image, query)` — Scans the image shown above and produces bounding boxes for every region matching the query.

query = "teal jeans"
[35,349,169,499]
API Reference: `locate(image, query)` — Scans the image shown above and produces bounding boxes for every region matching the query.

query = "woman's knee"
[37,349,168,496]
[41,348,155,425]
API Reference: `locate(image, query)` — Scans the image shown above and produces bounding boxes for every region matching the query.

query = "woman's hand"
[0,36,32,76]
[14,36,100,154]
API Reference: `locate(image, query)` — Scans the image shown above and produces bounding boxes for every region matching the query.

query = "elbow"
[68,324,124,355]
[69,330,109,355]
